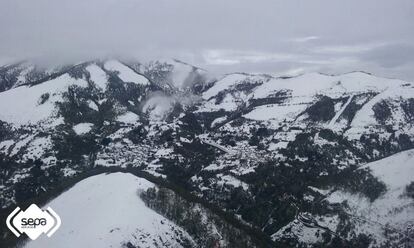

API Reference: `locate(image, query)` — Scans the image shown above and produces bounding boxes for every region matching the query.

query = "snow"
[327,94,354,128]
[87,100,99,111]
[268,141,289,150]
[200,72,414,145]
[15,65,35,87]
[0,139,14,154]
[168,59,195,88]
[0,73,88,125]
[244,103,306,122]
[86,64,108,89]
[308,186,331,196]
[349,85,414,129]
[72,123,93,135]
[203,163,227,171]
[155,148,173,157]
[10,134,36,156]
[326,149,414,243]
[22,136,52,161]
[200,137,231,153]
[211,116,227,128]
[62,168,77,177]
[272,220,323,244]
[179,137,191,143]
[203,73,260,100]
[217,174,249,191]
[254,72,404,101]
[24,172,194,248]
[117,112,139,124]
[104,60,149,85]
[156,59,210,88]
[362,148,414,191]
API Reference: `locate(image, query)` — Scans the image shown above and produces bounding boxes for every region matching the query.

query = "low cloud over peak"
[1,0,414,80]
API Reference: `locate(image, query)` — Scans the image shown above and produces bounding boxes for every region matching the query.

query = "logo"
[6,204,61,240]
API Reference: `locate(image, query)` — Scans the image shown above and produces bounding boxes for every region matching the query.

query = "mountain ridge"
[1,58,414,247]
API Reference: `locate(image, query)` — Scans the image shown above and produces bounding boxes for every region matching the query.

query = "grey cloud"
[0,0,414,80]
[359,43,414,68]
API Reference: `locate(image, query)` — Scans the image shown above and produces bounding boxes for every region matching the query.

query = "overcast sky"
[1,0,414,80]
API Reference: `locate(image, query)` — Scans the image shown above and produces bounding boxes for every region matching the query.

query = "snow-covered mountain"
[24,172,195,248]
[274,148,414,246]
[1,58,413,247]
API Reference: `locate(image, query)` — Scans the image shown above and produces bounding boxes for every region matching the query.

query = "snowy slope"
[85,63,108,89]
[167,59,197,88]
[0,73,88,125]
[252,72,404,100]
[203,73,267,100]
[2,59,414,247]
[203,72,408,110]
[24,172,194,248]
[0,62,66,92]
[200,71,413,135]
[0,59,156,126]
[158,59,209,89]
[347,83,414,135]
[8,62,35,88]
[72,123,93,135]
[104,60,149,85]
[272,149,414,245]
[326,149,414,243]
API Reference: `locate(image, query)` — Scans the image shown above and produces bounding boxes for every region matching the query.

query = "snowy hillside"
[23,172,195,248]
[273,149,414,246]
[329,149,414,243]
[1,58,414,247]
[0,62,71,93]
[0,73,88,126]
[201,71,413,137]
[104,60,150,86]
